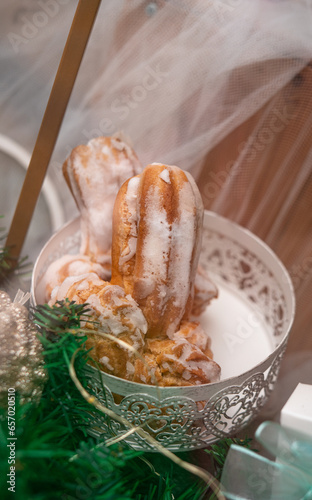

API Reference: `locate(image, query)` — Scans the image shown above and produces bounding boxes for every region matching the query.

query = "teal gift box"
[221,383,312,500]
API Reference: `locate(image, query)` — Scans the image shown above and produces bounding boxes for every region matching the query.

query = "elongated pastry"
[111,163,204,339]
[63,134,142,267]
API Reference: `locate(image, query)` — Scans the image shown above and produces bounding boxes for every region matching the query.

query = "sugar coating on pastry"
[49,273,148,379]
[63,134,142,265]
[111,163,204,339]
[49,272,106,305]
[41,254,110,303]
[133,321,221,386]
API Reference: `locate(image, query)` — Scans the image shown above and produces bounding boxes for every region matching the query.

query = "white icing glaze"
[65,136,141,262]
[164,334,219,382]
[125,294,148,335]
[42,254,109,302]
[50,272,104,304]
[99,356,114,371]
[120,237,137,264]
[140,185,171,305]
[182,370,192,380]
[119,176,140,266]
[87,294,127,336]
[185,170,204,214]
[167,182,196,331]
[159,168,170,184]
[51,275,147,352]
[87,292,146,352]
[126,361,135,375]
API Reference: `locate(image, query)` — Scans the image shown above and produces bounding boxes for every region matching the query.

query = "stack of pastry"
[43,135,220,386]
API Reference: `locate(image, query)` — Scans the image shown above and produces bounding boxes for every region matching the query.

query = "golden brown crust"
[111,177,139,293]
[50,274,148,379]
[62,136,141,209]
[62,135,142,264]
[111,163,204,339]
[41,254,111,303]
[132,321,221,386]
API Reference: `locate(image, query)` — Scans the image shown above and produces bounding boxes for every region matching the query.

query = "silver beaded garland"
[0,291,46,405]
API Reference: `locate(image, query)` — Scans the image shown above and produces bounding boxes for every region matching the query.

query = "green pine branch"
[0,218,31,291]
[205,436,257,480]
[1,300,207,500]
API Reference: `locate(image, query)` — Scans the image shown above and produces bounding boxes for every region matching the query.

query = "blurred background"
[0,0,312,415]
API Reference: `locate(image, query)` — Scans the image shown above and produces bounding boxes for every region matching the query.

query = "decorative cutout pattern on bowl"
[84,341,287,451]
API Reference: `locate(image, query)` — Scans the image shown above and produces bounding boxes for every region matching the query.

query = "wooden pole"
[5,0,102,265]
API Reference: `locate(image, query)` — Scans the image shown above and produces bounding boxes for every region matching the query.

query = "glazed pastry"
[192,266,218,317]
[63,134,142,266]
[41,254,110,303]
[133,321,221,386]
[49,272,107,306]
[111,163,204,339]
[49,272,148,379]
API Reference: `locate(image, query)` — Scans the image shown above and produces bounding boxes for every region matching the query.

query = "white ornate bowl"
[31,211,295,451]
